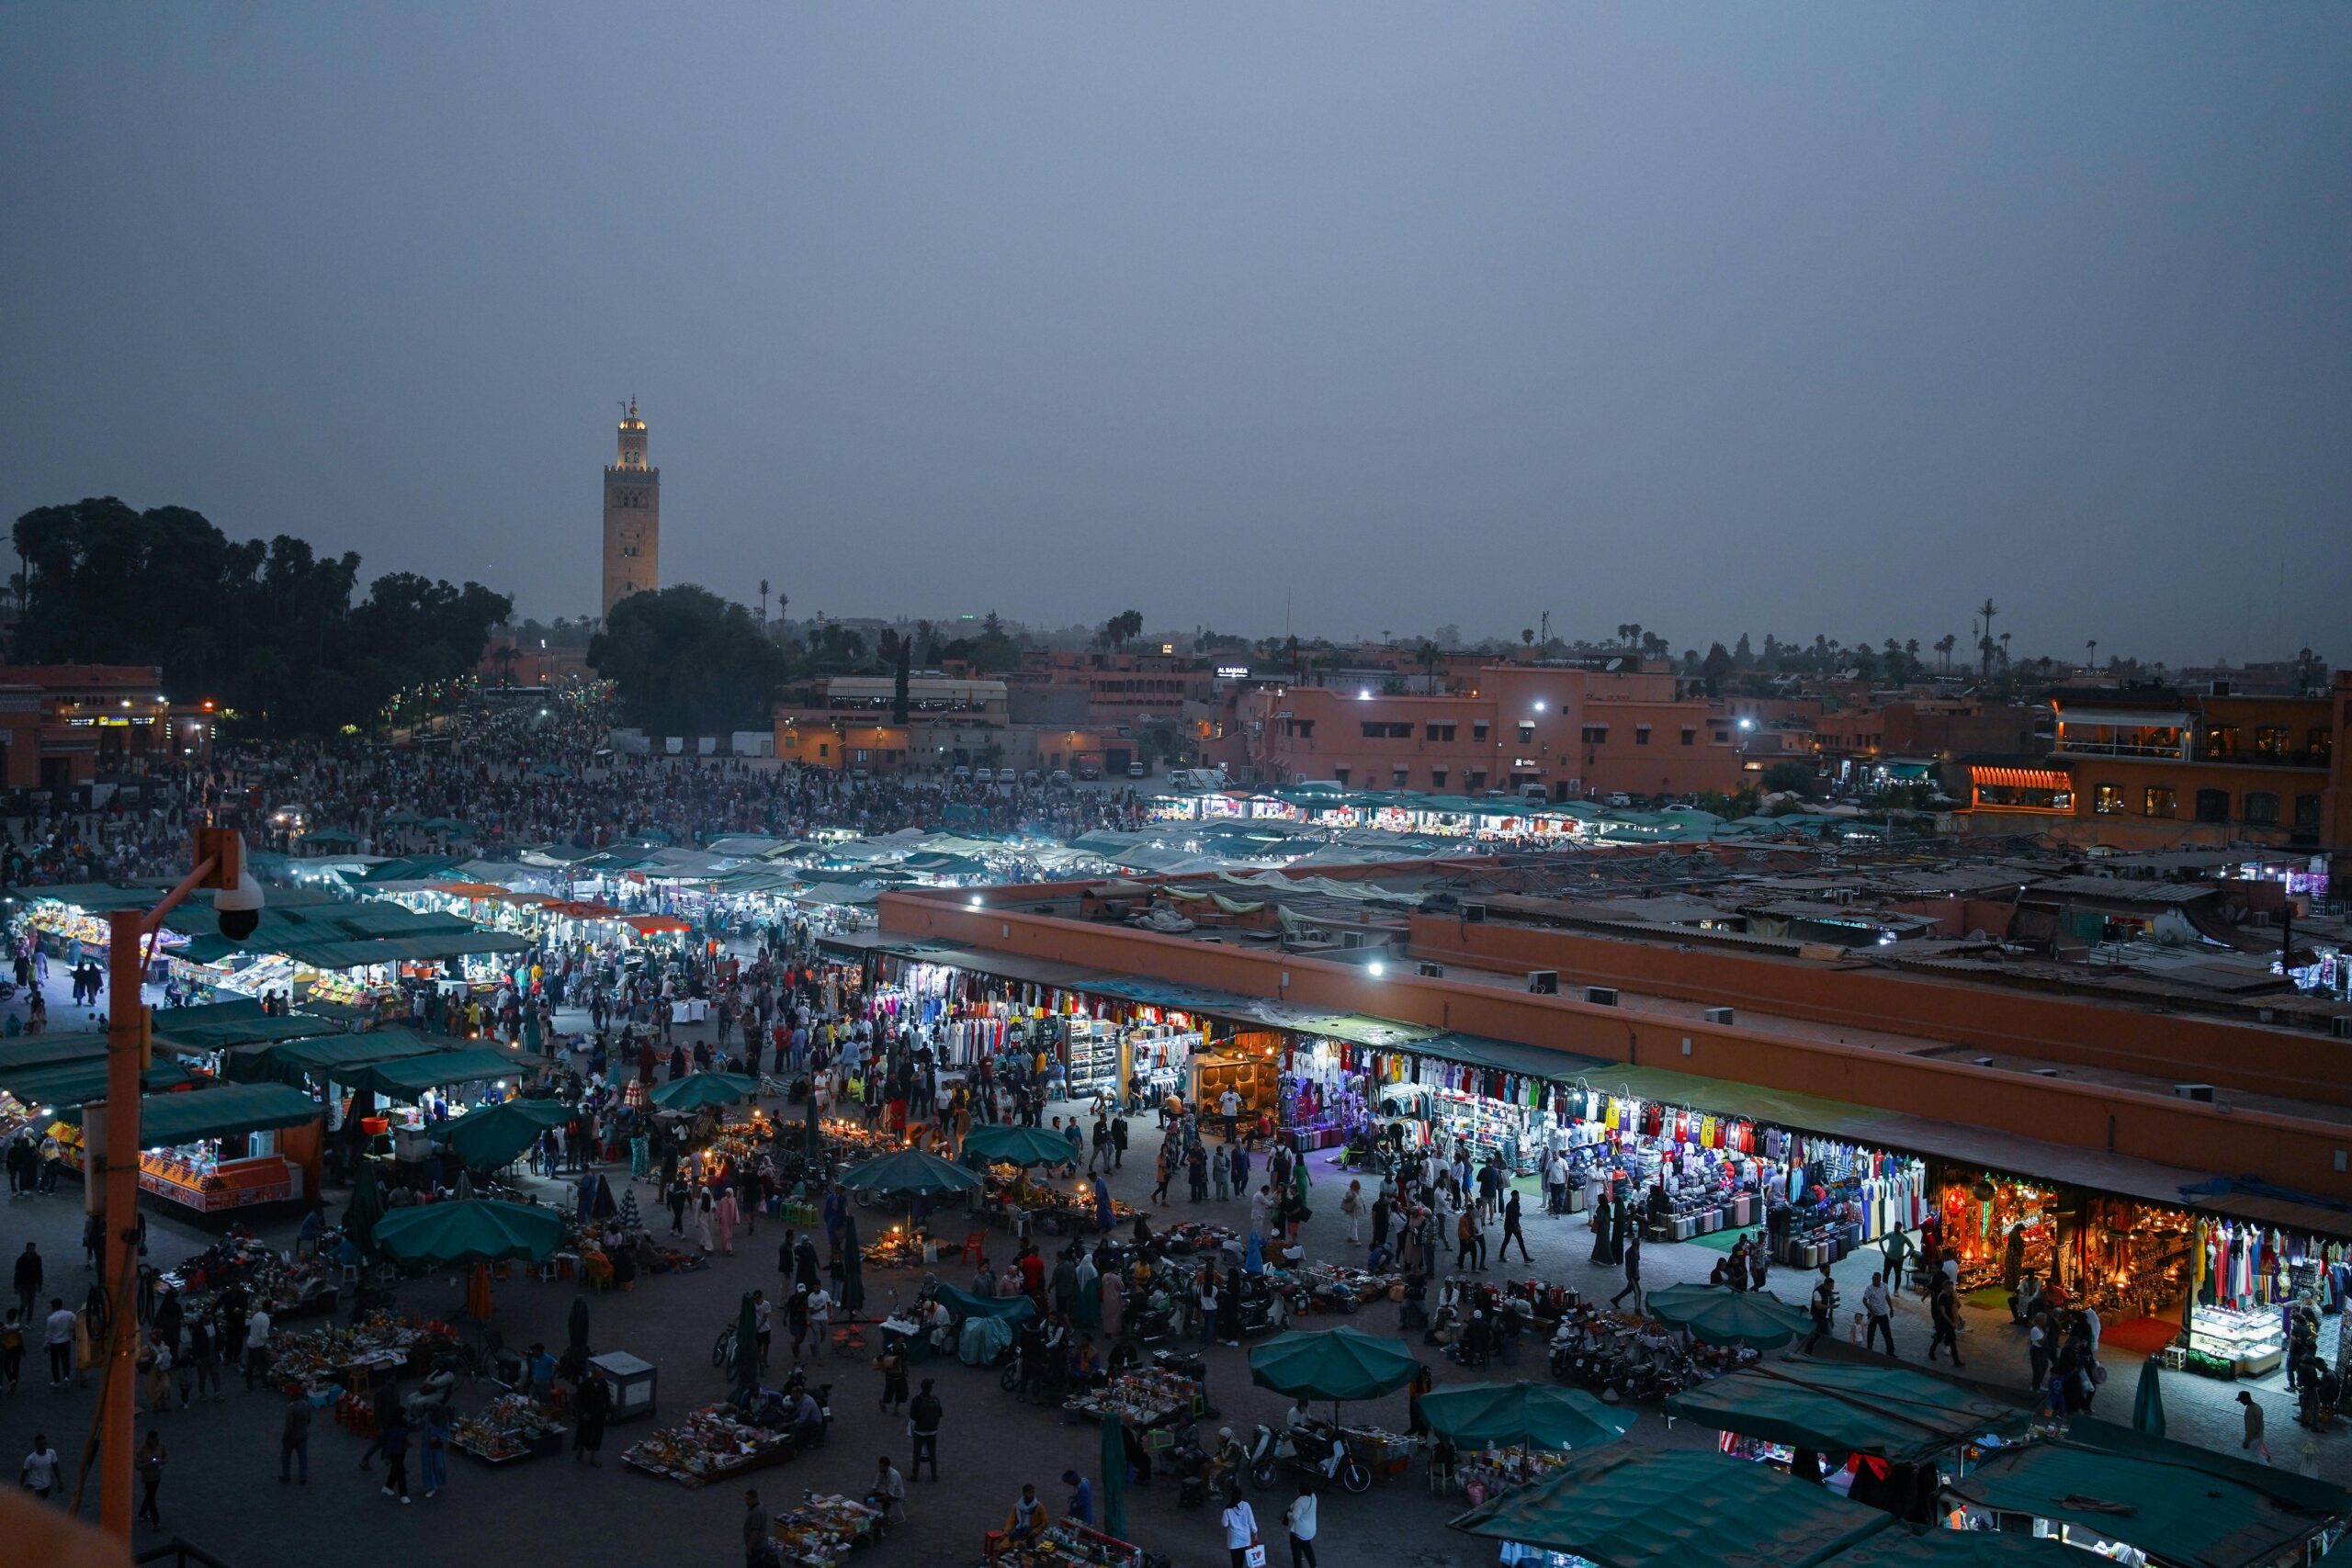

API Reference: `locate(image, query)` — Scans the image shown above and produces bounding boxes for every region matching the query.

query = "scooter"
[1243,1422,1371,1494]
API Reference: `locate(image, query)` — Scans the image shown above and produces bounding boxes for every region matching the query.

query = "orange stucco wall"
[878,891,2352,1206]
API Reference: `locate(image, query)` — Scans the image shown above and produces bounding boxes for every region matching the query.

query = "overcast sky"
[6,5,2346,664]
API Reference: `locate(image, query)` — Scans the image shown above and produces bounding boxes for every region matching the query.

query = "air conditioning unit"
[1527,970,1559,995]
[1339,931,1365,950]
[2330,1016,2352,1041]
[1703,1007,1735,1026]
[1462,902,1488,923]
[1586,986,1619,1007]
[2174,1083,2217,1102]
[1417,961,1446,978]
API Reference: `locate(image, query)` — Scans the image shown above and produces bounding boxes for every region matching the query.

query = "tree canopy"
[588,584,787,737]
[11,496,511,736]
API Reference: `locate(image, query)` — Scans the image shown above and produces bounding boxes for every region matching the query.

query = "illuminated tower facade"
[601,398,659,617]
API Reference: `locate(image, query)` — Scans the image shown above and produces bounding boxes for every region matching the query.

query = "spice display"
[622,1403,796,1487]
[1062,1368,1201,1429]
[771,1492,884,1568]
[449,1393,567,1464]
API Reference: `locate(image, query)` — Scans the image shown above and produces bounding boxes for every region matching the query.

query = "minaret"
[601,398,660,617]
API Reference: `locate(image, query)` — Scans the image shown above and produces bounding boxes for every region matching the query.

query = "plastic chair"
[958,1230,987,1266]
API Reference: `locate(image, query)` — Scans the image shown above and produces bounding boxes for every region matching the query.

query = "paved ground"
[0,971,2344,1568]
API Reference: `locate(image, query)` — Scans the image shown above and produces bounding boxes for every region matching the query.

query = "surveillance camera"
[217,868,266,942]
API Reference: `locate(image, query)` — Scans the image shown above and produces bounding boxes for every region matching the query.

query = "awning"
[1449,1446,1892,1568]
[0,1057,192,1107]
[74,1082,322,1143]
[0,1032,115,1073]
[246,1028,452,1085]
[1818,1531,2082,1568]
[1946,1423,2347,1568]
[346,1046,527,1102]
[1967,766,2072,792]
[151,1010,336,1054]
[1663,1359,2034,1463]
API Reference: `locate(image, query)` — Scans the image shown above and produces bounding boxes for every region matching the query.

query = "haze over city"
[6,5,2348,662]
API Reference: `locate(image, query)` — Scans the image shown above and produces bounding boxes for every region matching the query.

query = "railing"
[2052,738,2186,759]
[135,1541,236,1568]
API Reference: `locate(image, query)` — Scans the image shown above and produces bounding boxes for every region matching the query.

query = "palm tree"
[1935,634,1956,672]
[2085,638,2097,673]
[1976,598,1999,678]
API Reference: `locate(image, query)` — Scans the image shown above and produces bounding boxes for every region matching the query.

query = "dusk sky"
[6,5,2346,664]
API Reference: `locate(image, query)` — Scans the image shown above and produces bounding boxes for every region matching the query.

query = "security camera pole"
[87,828,243,1540]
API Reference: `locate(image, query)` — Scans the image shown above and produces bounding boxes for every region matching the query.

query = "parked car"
[1127,762,1148,779]
[953,765,972,783]
[1050,769,1072,786]
[1075,761,1103,781]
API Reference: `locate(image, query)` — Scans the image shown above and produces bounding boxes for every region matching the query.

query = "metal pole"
[99,908,145,1540]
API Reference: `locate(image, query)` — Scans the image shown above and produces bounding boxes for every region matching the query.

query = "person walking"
[420,1407,449,1498]
[241,1304,273,1390]
[19,1433,60,1503]
[1609,1234,1642,1312]
[907,1378,942,1482]
[1861,1271,1895,1357]
[1340,1180,1363,1245]
[42,1297,74,1387]
[1498,1190,1531,1264]
[1928,1276,1964,1368]
[279,1384,311,1483]
[1284,1482,1319,1568]
[573,1366,612,1466]
[1221,1492,1261,1568]
[1804,1265,1839,1354]
[379,1408,413,1503]
[135,1430,166,1529]
[2238,1391,2270,1463]
[744,1487,775,1568]
[1109,1112,1127,1169]
[12,1244,39,1325]
[1151,1147,1172,1207]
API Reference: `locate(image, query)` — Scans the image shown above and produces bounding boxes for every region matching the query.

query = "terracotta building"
[0,665,212,790]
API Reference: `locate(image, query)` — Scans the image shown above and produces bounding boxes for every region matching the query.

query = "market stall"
[623,1403,797,1487]
[268,1314,449,1393]
[449,1393,568,1464]
[771,1492,886,1566]
[981,1515,1159,1568]
[62,1081,323,1214]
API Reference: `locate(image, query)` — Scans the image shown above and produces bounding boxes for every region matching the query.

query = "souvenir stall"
[981,1515,1156,1568]
[267,1314,450,1393]
[2184,1217,2346,1375]
[1277,1036,1372,1152]
[51,1083,322,1215]
[622,1403,798,1487]
[770,1493,886,1567]
[1063,1018,1125,1102]
[1186,1032,1280,1122]
[449,1394,568,1464]
[1062,1364,1205,1433]
[1932,1171,2193,1321]
[1746,1125,1928,1269]
[159,1234,338,1322]
[1123,1016,1203,1106]
[1373,1077,1555,1176]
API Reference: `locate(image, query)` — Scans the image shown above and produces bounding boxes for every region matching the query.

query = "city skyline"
[5,6,2347,662]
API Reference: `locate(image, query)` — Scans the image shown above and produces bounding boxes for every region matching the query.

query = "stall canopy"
[933,1282,1038,1324]
[1817,1531,2083,1568]
[346,1046,526,1103]
[72,1082,322,1143]
[433,1098,571,1171]
[838,1147,984,1196]
[151,1002,335,1054]
[1449,1447,1892,1568]
[0,1056,191,1108]
[1248,1325,1419,1404]
[1415,1381,1635,1452]
[1946,1423,2351,1568]
[236,1028,452,1085]
[961,1123,1083,1168]
[1644,1283,1815,1348]
[0,1032,119,1073]
[373,1198,563,1266]
[1663,1360,2034,1464]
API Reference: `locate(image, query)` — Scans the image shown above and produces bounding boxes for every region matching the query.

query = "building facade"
[600,399,660,618]
[1240,663,1743,799]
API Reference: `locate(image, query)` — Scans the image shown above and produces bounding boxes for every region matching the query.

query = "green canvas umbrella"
[839,1213,865,1317]
[733,1291,762,1390]
[1100,1412,1128,1541]
[373,1198,564,1267]
[435,1098,570,1171]
[345,1158,386,1258]
[568,1295,592,1361]
[650,1072,762,1112]
[802,1099,821,1158]
[1645,1284,1814,1348]
[840,1146,983,1197]
[1418,1381,1636,1451]
[2131,1359,2165,1437]
[961,1122,1079,1168]
[1250,1325,1419,1405]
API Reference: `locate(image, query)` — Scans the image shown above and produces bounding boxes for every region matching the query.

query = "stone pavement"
[1,980,2346,1568]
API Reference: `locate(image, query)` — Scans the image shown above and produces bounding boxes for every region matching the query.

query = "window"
[1359,721,1411,739]
[1472,721,1489,742]
[1464,770,1487,792]
[1680,728,1697,746]
[1290,719,1315,739]
[1580,726,1608,745]
[1517,721,1535,744]
[817,742,831,759]
[1712,729,1728,744]
[1332,767,1351,786]
[2255,727,2292,760]
[2143,785,2176,818]
[2244,791,2279,827]
[1425,723,1456,742]
[2194,788,2229,823]
[2202,725,2239,760]
[2295,793,2322,829]
[1391,768,1409,787]
[2310,728,2334,761]
[2093,783,2124,815]
[1430,770,1448,789]
[1634,725,1652,746]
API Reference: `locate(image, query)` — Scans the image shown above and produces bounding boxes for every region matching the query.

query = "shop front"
[64,1081,323,1213]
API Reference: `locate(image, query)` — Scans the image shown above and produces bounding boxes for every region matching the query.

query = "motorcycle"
[1243,1421,1371,1495]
